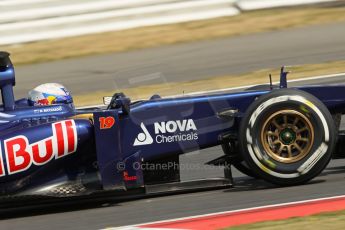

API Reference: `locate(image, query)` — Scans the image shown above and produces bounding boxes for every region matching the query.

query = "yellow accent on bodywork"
[70,113,94,121]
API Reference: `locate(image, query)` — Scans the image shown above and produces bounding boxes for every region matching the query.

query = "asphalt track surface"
[14,21,345,98]
[2,22,345,230]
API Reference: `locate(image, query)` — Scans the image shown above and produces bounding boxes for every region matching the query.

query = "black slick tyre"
[239,89,336,186]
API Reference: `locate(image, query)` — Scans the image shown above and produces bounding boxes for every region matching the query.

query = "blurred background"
[0,0,344,106]
[1,2,345,229]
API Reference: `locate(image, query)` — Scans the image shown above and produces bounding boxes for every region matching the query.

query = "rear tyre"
[239,89,336,186]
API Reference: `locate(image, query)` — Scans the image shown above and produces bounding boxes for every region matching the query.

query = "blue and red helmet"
[28,83,74,108]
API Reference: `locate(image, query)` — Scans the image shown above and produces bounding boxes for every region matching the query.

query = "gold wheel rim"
[260,110,314,164]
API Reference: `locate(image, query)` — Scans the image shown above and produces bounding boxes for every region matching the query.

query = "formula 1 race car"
[0,52,345,207]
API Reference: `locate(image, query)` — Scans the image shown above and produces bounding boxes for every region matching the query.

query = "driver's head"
[28,83,74,108]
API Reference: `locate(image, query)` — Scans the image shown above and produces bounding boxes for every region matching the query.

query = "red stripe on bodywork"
[45,139,53,156]
[6,137,31,174]
[32,144,39,160]
[55,123,65,157]
[0,154,4,176]
[32,140,53,164]
[65,120,75,153]
[141,196,345,230]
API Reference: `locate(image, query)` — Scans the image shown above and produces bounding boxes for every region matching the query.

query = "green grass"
[225,209,345,230]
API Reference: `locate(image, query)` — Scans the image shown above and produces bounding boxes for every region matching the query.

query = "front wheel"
[239,89,336,186]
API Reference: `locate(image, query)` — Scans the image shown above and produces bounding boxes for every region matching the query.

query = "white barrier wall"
[0,0,239,45]
[0,0,339,46]
[237,0,339,10]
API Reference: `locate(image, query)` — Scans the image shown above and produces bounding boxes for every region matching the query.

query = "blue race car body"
[0,52,344,205]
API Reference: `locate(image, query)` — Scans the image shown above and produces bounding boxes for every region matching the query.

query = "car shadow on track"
[233,178,276,191]
[321,165,345,176]
[224,176,326,193]
[0,199,121,220]
[0,176,329,220]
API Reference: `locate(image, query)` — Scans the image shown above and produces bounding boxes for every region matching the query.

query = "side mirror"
[103,96,112,106]
[106,93,131,115]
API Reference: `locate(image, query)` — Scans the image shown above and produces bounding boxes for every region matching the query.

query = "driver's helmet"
[28,83,74,108]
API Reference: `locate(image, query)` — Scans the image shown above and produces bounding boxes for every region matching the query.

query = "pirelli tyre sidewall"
[239,89,336,186]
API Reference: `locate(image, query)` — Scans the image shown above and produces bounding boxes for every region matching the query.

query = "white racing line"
[77,72,345,109]
[104,194,345,230]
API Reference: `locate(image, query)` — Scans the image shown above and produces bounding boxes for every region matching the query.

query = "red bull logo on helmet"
[36,95,57,106]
